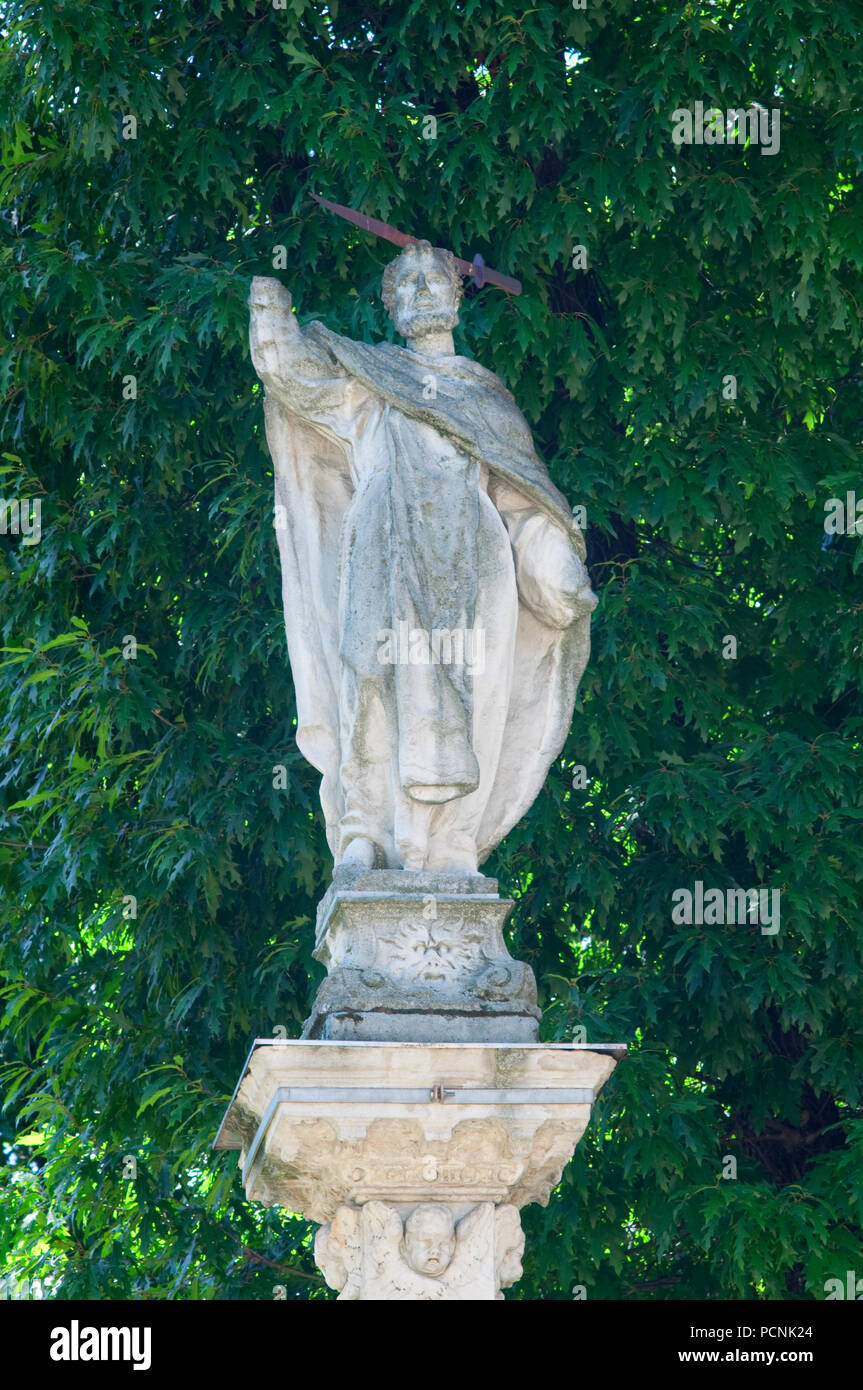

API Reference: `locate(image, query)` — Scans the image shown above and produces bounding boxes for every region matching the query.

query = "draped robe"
[250,299,593,870]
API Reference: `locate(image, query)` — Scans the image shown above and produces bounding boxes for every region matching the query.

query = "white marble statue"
[249,241,596,874]
[314,1200,524,1301]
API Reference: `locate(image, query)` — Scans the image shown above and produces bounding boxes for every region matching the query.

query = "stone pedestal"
[303,869,541,1042]
[214,1038,625,1300]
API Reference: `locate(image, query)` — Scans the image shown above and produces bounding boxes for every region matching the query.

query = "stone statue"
[249,239,596,877]
[233,266,620,1300]
[314,1200,524,1301]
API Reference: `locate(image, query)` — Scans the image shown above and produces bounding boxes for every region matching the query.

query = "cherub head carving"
[402,1204,457,1277]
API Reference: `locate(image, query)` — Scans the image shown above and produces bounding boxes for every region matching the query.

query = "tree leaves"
[0,0,861,1303]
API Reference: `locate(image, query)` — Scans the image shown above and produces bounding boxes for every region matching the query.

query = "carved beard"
[396,306,458,339]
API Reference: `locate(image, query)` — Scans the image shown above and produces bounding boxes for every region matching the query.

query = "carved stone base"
[214,1038,625,1300]
[315,1200,524,1300]
[302,869,541,1042]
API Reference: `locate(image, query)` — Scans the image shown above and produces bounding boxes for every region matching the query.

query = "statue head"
[381,240,463,343]
[403,1203,456,1277]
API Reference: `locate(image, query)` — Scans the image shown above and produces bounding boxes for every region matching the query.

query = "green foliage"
[1,0,861,1300]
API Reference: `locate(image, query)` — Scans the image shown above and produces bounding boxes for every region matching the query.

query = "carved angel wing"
[494,1204,525,1297]
[443,1203,495,1297]
[363,1200,404,1253]
[315,1205,363,1300]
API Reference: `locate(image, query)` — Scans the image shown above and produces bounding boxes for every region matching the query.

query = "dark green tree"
[1,0,861,1300]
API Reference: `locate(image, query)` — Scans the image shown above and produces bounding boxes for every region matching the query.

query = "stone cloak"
[262,322,591,863]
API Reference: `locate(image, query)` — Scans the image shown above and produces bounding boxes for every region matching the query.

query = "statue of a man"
[249,241,596,875]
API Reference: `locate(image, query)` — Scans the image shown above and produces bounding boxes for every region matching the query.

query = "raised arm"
[249,276,337,389]
[248,276,369,434]
[249,276,302,388]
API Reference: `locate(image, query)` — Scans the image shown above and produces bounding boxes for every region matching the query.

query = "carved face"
[403,1204,456,1276]
[497,1239,523,1287]
[391,251,459,340]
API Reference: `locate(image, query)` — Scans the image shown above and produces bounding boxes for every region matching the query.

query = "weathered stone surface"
[303,869,540,1042]
[314,1200,524,1301]
[232,238,619,1299]
[249,240,596,878]
[214,1039,625,1223]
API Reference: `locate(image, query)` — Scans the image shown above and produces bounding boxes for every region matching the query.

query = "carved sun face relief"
[378,919,483,981]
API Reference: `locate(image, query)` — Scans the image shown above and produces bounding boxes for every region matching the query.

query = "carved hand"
[249,275,293,314]
[560,552,599,618]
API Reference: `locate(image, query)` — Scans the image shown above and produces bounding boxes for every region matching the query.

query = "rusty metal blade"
[310,193,416,251]
[311,193,522,295]
[447,254,522,295]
